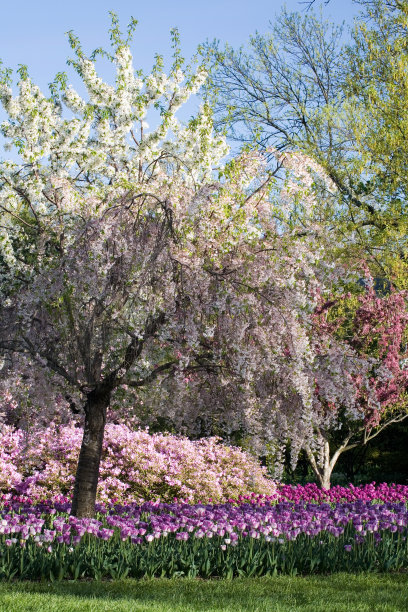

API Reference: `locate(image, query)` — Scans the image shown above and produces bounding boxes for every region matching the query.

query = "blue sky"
[1,0,358,90]
[0,0,359,158]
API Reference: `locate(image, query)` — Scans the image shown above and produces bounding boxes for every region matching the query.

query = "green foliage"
[344,0,408,286]
[205,1,408,285]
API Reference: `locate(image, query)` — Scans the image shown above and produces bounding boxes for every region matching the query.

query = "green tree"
[343,0,408,285]
[204,1,408,282]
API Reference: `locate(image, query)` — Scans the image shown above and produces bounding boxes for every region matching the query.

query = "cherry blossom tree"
[0,17,329,516]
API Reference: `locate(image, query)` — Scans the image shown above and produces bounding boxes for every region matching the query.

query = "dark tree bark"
[71,386,111,517]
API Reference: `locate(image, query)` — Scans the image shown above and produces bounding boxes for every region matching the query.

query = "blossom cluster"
[0,422,275,503]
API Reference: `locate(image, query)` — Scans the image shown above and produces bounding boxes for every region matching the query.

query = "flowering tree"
[251,274,408,490]
[248,152,408,489]
[301,279,408,489]
[0,18,330,516]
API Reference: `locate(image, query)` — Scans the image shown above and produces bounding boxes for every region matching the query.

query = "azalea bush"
[0,423,276,503]
[0,497,408,580]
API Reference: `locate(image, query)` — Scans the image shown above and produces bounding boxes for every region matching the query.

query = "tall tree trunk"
[71,386,110,517]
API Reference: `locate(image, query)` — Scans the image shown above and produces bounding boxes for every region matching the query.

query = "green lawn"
[0,574,407,612]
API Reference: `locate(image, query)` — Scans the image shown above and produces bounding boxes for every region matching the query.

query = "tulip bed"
[276,482,408,504]
[1,483,408,581]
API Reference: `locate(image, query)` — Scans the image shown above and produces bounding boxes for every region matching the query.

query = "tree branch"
[124,360,178,388]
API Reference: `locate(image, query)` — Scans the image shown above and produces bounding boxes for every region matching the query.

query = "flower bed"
[278,482,408,504]
[240,482,408,505]
[1,495,408,580]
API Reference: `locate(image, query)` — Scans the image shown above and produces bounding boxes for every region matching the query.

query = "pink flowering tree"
[292,278,408,489]
[0,18,330,516]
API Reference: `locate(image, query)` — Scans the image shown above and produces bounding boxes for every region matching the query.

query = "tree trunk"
[71,387,110,517]
[317,467,332,491]
[304,440,333,490]
[305,434,354,490]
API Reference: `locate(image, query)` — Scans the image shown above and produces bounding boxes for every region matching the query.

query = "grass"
[0,574,407,612]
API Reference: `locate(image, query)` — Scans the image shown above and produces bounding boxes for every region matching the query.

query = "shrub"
[0,422,276,503]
